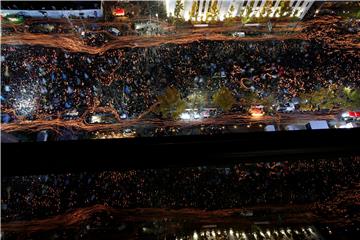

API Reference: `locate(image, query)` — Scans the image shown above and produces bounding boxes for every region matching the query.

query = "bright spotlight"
[180,112,191,120]
[266,230,271,237]
[193,231,198,240]
[229,229,234,236]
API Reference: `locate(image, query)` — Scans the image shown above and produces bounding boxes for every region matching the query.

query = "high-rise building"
[165,0,315,21]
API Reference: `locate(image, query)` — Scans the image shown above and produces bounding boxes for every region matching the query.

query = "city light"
[1,1,359,239]
[14,96,36,116]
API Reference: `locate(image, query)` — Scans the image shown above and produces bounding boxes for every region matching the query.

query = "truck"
[305,120,329,130]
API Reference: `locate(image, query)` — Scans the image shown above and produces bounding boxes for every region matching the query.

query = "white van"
[109,27,120,36]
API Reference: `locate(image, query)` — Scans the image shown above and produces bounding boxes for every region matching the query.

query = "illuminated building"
[165,0,315,21]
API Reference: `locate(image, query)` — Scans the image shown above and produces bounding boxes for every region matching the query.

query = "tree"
[187,92,208,110]
[156,87,186,119]
[343,88,360,109]
[227,4,235,18]
[261,0,273,17]
[174,0,184,19]
[259,93,276,112]
[212,87,236,112]
[299,87,347,112]
[189,0,199,20]
[241,5,252,24]
[208,0,219,20]
[240,91,260,108]
[280,0,291,16]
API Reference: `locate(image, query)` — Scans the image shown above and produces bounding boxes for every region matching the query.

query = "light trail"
[0,112,337,135]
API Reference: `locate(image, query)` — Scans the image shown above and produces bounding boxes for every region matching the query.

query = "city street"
[1,11,359,140]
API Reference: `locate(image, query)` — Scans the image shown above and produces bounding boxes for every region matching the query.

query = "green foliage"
[227,4,236,18]
[299,88,332,111]
[298,86,355,111]
[224,17,236,26]
[174,0,184,19]
[187,92,208,110]
[157,87,186,119]
[189,0,199,20]
[343,88,360,109]
[208,0,219,20]
[240,91,260,108]
[241,15,252,24]
[241,5,252,23]
[212,87,236,112]
[259,93,276,110]
[280,0,291,13]
[262,0,273,16]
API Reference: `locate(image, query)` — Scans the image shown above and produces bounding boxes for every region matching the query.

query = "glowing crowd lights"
[14,94,37,116]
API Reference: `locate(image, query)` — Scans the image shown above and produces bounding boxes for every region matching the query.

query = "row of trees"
[155,86,235,119]
[155,86,277,120]
[155,85,360,120]
[298,86,360,112]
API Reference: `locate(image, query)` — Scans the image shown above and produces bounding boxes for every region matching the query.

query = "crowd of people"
[2,34,359,122]
[2,157,359,222]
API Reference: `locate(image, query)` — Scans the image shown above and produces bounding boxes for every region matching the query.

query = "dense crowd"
[2,35,359,122]
[2,157,359,222]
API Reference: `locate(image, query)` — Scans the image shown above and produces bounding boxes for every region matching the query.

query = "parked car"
[276,103,295,113]
[341,111,360,122]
